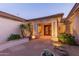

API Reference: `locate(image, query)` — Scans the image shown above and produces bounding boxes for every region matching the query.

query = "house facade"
[26,3,79,43]
[27,13,65,41]
[1,3,79,43]
[0,11,65,42]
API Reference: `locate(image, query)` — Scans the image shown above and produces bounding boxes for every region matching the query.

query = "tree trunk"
[21,29,25,38]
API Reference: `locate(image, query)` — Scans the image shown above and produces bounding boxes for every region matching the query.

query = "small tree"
[26,23,33,40]
[20,23,33,40]
[20,24,27,38]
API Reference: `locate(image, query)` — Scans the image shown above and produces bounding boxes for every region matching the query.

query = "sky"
[0,3,75,20]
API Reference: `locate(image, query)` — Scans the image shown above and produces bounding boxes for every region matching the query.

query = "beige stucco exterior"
[67,11,79,43]
[0,17,23,43]
[66,4,79,44]
[27,15,65,41]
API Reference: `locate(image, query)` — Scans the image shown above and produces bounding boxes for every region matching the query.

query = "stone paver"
[0,39,54,56]
[0,39,79,56]
[64,45,79,56]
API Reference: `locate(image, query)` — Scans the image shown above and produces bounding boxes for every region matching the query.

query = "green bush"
[8,34,21,41]
[58,33,76,45]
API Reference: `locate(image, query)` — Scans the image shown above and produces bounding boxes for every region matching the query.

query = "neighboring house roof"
[66,3,79,20]
[27,13,64,21]
[0,11,27,22]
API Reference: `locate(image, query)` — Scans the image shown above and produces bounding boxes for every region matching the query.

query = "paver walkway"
[0,39,79,56]
[0,39,55,56]
[64,45,79,56]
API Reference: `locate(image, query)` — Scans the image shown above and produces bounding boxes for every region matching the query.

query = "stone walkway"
[64,45,79,56]
[0,39,55,56]
[0,39,79,56]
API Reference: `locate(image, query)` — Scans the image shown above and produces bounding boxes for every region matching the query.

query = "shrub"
[8,34,21,41]
[58,33,76,45]
[41,49,54,56]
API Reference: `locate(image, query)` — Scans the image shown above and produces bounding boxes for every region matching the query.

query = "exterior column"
[32,23,38,39]
[34,23,38,35]
[51,20,58,41]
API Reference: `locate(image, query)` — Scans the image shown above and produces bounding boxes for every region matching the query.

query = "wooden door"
[44,24,51,36]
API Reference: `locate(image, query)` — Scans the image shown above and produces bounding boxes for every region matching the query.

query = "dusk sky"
[0,3,75,20]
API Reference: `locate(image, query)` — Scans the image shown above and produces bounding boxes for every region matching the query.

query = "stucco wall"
[58,17,66,34]
[59,23,65,33]
[73,14,79,42]
[30,18,59,40]
[67,12,79,44]
[0,17,23,42]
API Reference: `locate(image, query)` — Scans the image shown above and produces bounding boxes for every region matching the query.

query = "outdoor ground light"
[32,35,36,39]
[52,41,63,47]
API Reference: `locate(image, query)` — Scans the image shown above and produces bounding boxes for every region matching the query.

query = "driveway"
[0,39,54,56]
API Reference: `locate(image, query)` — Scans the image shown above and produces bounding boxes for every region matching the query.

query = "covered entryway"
[37,23,52,39]
[32,20,58,40]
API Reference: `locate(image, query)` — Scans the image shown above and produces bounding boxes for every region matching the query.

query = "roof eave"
[27,13,64,21]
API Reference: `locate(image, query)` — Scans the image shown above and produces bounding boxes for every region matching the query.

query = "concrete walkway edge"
[0,38,29,51]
